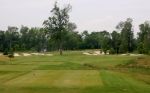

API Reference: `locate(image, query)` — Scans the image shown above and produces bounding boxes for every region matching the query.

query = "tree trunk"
[59,42,63,55]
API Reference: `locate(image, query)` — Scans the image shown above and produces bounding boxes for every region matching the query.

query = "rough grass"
[0,51,150,93]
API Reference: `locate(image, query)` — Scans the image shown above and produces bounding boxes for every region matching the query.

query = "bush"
[8,48,14,59]
[3,49,8,55]
[109,48,115,54]
[8,54,14,58]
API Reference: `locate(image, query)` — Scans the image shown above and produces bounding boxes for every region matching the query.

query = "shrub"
[3,49,8,55]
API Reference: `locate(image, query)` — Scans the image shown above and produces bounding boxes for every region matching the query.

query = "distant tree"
[36,28,48,52]
[82,31,101,49]
[100,31,111,54]
[138,21,150,54]
[20,26,29,50]
[116,18,134,53]
[64,31,82,50]
[0,30,5,52]
[81,31,111,52]
[4,26,19,54]
[68,22,77,32]
[111,31,121,54]
[63,23,82,50]
[8,48,14,63]
[43,2,72,55]
[82,30,89,38]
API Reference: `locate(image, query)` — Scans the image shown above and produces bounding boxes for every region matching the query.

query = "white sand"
[130,54,143,56]
[83,50,107,56]
[20,53,53,56]
[106,52,110,55]
[14,53,20,57]
[31,53,39,55]
[22,53,31,56]
[83,52,101,56]
[45,54,53,56]
[94,51,100,55]
[31,53,47,56]
[120,54,143,56]
[40,53,45,56]
[83,52,92,55]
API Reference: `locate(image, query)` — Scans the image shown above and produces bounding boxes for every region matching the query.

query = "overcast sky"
[0,0,150,34]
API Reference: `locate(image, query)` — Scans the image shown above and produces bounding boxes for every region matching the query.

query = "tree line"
[0,3,150,55]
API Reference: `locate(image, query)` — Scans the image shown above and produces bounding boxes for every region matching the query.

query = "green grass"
[0,51,149,93]
[4,70,102,88]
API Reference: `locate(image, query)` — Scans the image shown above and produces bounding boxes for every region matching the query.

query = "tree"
[36,28,48,52]
[63,23,82,50]
[111,31,121,54]
[43,2,71,55]
[0,30,5,52]
[116,18,134,53]
[4,26,18,54]
[100,31,111,54]
[8,48,14,63]
[138,21,150,54]
[20,26,29,51]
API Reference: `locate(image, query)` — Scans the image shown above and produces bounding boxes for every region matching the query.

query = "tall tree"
[43,2,71,55]
[138,21,150,54]
[0,30,5,52]
[111,31,121,54]
[100,31,111,54]
[5,26,19,51]
[20,26,29,50]
[116,18,134,53]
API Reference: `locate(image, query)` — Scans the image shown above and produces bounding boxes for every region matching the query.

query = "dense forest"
[0,3,150,55]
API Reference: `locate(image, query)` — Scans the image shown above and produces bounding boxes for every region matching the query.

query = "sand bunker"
[120,54,143,56]
[14,53,20,57]
[31,53,53,56]
[83,51,106,56]
[31,53,39,55]
[22,53,31,56]
[0,52,53,57]
[130,54,143,56]
[45,54,53,56]
[31,53,44,56]
[83,52,93,55]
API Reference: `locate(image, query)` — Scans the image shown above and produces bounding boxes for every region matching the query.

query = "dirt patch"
[0,56,8,62]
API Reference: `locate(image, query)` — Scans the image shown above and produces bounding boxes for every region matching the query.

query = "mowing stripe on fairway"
[100,70,150,93]
[4,70,103,88]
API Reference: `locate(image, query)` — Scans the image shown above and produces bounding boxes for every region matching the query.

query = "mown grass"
[0,51,150,93]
